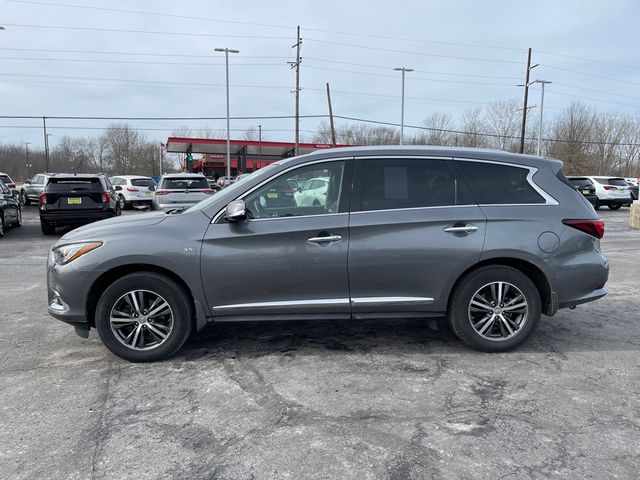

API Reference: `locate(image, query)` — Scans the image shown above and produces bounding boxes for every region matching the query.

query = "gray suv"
[46,146,608,362]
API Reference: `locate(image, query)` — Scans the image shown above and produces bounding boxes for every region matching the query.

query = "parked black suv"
[39,174,120,235]
[0,178,22,237]
[567,177,598,208]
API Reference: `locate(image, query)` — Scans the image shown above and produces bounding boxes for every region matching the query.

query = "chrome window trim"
[350,204,475,216]
[454,157,559,206]
[211,157,352,224]
[213,298,350,313]
[350,296,434,306]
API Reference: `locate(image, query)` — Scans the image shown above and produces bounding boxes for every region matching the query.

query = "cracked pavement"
[1,207,639,479]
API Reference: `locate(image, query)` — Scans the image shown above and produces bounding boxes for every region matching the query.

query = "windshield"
[185,163,282,214]
[131,178,156,188]
[160,177,208,190]
[46,178,102,192]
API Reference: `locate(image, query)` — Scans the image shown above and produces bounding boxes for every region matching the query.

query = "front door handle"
[307,234,343,244]
[444,224,478,234]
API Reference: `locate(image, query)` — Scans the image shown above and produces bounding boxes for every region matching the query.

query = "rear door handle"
[307,234,343,244]
[444,224,478,234]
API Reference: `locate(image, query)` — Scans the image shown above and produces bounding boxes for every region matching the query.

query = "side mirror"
[149,185,156,192]
[225,199,246,222]
[114,185,122,191]
[25,180,31,185]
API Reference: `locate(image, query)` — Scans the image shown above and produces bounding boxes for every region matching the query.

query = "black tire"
[448,265,542,352]
[593,198,600,210]
[608,204,622,210]
[0,212,4,238]
[12,206,22,227]
[40,219,55,235]
[21,191,31,206]
[95,273,193,362]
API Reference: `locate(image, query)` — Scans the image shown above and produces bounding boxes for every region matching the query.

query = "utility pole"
[518,48,538,154]
[158,143,163,177]
[288,26,302,155]
[394,67,413,145]
[532,79,552,156]
[326,83,337,147]
[43,117,50,172]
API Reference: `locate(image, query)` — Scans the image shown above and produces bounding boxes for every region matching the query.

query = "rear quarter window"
[457,161,546,205]
[0,174,12,184]
[161,178,208,190]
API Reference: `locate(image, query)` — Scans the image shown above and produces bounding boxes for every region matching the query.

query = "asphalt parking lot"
[1,206,639,479]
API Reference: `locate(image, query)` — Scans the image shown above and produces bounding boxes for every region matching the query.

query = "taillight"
[102,192,110,203]
[8,183,15,189]
[39,193,46,206]
[203,189,214,194]
[126,187,139,192]
[563,219,605,239]
[284,188,294,195]
[155,189,171,195]
[603,185,616,191]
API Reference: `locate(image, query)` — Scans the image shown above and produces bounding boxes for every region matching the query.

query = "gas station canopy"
[166,137,353,174]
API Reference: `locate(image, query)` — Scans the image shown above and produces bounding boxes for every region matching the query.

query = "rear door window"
[358,158,474,211]
[457,160,545,205]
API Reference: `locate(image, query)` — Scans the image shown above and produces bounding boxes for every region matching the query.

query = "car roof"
[278,145,563,171]
[111,175,153,179]
[161,173,205,178]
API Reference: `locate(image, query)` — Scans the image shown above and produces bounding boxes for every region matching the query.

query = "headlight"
[53,242,103,265]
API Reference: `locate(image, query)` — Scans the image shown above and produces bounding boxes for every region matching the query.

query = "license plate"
[67,197,82,205]
[145,192,152,196]
[582,189,590,195]
[267,192,278,199]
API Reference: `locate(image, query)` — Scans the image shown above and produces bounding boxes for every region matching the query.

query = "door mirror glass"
[114,185,122,191]
[25,180,31,185]
[225,200,247,222]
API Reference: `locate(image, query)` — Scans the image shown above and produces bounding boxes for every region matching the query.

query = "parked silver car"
[20,173,53,205]
[47,146,608,362]
[152,173,213,211]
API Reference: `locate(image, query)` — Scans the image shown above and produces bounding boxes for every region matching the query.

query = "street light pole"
[532,79,552,157]
[394,67,413,145]
[214,47,239,182]
[25,142,31,177]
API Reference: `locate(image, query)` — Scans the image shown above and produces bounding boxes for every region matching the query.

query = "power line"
[0,47,290,59]
[0,114,327,120]
[1,23,292,39]
[541,63,640,88]
[305,38,523,65]
[0,56,286,67]
[537,49,638,71]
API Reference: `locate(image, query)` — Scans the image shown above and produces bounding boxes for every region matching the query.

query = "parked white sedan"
[294,177,329,207]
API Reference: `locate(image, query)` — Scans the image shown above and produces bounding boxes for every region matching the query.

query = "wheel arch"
[86,263,206,330]
[446,257,555,317]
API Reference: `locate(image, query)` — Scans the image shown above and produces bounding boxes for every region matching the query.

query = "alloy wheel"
[109,289,174,351]
[468,281,529,341]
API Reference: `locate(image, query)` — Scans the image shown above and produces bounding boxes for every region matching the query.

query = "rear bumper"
[40,210,114,225]
[600,196,631,205]
[559,287,607,309]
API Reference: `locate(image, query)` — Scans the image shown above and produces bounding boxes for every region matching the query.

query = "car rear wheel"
[40,219,55,235]
[593,198,600,210]
[21,191,31,206]
[608,204,622,210]
[12,206,22,227]
[95,273,192,362]
[448,265,541,352]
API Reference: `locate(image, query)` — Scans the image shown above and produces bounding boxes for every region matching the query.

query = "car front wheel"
[448,266,541,352]
[95,273,192,362]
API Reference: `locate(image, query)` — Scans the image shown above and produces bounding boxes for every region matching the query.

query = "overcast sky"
[1,0,639,149]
